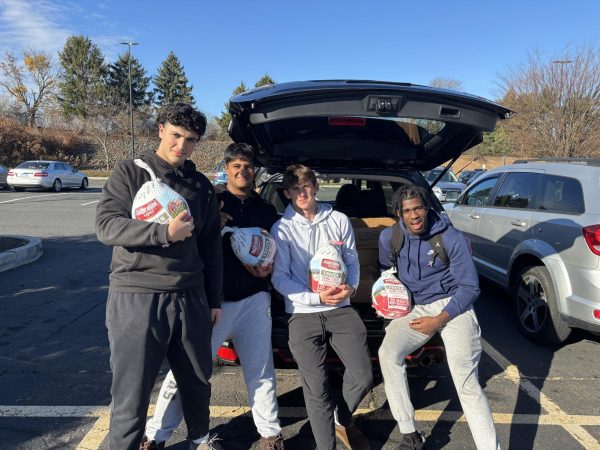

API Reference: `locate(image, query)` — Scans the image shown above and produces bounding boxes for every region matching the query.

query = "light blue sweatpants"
[145,291,281,442]
[378,297,500,450]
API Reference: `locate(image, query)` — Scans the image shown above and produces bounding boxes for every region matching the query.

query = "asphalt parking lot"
[0,181,599,449]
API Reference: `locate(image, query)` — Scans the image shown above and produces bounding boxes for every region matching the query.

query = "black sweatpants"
[105,289,213,450]
[288,306,373,450]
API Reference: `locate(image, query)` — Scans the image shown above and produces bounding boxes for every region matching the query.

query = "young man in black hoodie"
[143,143,284,450]
[96,104,224,450]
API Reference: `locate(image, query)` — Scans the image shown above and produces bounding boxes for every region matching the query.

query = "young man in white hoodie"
[270,164,372,450]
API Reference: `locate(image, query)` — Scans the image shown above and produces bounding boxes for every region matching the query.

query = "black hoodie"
[96,150,223,308]
[219,189,280,301]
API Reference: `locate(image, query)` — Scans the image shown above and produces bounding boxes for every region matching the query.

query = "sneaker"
[140,436,165,450]
[398,431,425,450]
[335,423,370,450]
[189,434,224,450]
[259,434,285,450]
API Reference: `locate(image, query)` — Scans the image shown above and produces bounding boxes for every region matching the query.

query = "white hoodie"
[270,202,360,314]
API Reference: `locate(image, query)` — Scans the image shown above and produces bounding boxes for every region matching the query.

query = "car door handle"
[511,220,527,227]
[468,214,480,219]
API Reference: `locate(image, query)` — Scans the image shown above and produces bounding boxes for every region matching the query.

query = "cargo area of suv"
[216,80,511,367]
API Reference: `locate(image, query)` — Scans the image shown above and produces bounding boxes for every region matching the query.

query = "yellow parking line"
[3,404,600,450]
[483,341,600,450]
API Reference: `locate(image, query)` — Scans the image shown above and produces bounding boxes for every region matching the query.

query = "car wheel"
[512,265,571,344]
[52,179,62,192]
[80,178,88,190]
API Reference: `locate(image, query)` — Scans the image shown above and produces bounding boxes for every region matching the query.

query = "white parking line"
[1,404,599,449]
[0,193,69,204]
[81,200,99,206]
[481,339,600,449]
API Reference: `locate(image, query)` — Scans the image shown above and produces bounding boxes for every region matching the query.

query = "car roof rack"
[513,158,600,166]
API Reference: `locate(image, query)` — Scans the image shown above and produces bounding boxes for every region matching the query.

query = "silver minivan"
[445,159,600,344]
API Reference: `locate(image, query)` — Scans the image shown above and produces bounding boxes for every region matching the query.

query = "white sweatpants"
[145,291,281,442]
[378,297,500,450]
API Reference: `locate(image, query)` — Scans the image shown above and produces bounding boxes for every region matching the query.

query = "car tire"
[80,178,88,190]
[52,179,62,192]
[512,265,571,344]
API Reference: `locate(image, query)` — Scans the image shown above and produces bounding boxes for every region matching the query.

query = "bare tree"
[0,50,57,127]
[429,77,463,91]
[84,89,129,170]
[497,45,600,158]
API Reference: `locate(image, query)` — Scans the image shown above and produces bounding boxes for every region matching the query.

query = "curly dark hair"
[392,184,430,215]
[156,103,207,137]
[224,143,255,164]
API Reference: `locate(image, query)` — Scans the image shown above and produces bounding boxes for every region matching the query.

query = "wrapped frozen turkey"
[371,269,412,319]
[131,159,189,224]
[222,226,277,267]
[308,241,347,293]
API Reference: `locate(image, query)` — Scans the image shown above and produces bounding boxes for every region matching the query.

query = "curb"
[0,236,43,273]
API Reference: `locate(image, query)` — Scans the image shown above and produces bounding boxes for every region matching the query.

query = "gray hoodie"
[270,203,359,314]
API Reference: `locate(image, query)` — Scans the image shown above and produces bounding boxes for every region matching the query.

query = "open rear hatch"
[228,80,512,172]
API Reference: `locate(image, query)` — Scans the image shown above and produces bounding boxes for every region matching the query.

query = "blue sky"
[1,0,599,119]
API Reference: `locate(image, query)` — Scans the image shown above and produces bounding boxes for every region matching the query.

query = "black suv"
[216,80,511,368]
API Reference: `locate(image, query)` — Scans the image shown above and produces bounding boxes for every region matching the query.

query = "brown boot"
[140,435,165,450]
[335,422,370,450]
[259,433,285,450]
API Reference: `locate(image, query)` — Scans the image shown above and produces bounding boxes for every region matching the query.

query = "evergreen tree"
[217,81,248,136]
[255,74,275,87]
[107,53,153,109]
[58,35,107,118]
[153,51,194,106]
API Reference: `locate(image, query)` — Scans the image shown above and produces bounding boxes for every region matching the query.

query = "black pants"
[288,307,373,450]
[105,289,213,450]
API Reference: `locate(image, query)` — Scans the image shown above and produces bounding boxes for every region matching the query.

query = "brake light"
[328,117,366,127]
[582,225,600,255]
[34,172,48,177]
[7,171,14,176]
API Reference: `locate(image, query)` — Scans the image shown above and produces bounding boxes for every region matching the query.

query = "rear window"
[256,116,445,153]
[493,172,540,209]
[538,175,584,214]
[17,162,50,170]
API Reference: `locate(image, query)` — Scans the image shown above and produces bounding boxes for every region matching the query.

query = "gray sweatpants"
[378,297,500,450]
[288,306,373,450]
[145,291,281,442]
[106,289,213,450]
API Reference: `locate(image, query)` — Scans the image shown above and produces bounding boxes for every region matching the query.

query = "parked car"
[212,159,228,185]
[7,160,88,192]
[0,163,8,189]
[444,159,600,344]
[215,80,511,368]
[459,168,487,185]
[422,166,467,202]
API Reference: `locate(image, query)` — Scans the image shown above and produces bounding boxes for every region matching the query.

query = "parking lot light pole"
[120,42,139,159]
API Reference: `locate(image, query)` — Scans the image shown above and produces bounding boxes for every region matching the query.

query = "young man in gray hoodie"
[270,164,372,450]
[96,103,224,450]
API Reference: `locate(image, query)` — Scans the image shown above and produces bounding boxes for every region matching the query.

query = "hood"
[284,202,334,226]
[228,80,512,172]
[139,150,198,179]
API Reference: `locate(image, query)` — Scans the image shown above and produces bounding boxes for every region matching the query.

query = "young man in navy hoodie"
[96,104,223,450]
[378,185,500,450]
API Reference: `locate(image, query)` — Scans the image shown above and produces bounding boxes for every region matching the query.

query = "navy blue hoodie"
[378,210,479,319]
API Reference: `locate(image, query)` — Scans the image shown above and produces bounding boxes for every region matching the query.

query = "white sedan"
[7,160,88,192]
